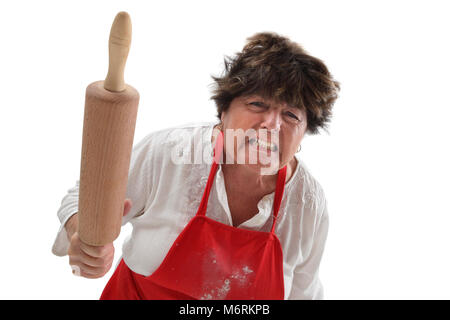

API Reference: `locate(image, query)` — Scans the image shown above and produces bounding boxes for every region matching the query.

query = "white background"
[0,0,449,299]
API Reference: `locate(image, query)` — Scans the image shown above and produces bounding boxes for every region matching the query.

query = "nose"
[260,109,281,132]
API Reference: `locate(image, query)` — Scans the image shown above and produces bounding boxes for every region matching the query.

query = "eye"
[285,111,300,121]
[248,101,268,111]
[249,102,265,108]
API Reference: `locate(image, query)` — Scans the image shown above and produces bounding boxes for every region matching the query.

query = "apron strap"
[196,129,223,217]
[271,164,287,233]
[196,129,287,234]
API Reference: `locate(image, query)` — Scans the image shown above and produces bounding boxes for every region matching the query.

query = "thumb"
[123,198,133,216]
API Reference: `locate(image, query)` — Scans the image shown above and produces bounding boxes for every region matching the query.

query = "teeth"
[250,138,277,151]
[258,139,271,148]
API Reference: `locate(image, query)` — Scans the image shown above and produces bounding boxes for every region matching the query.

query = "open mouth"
[248,137,279,152]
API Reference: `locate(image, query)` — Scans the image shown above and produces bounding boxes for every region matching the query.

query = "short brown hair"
[210,32,340,134]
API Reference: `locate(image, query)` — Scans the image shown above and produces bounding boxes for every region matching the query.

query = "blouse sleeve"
[288,189,330,300]
[51,132,154,257]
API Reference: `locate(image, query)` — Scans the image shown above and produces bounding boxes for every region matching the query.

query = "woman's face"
[220,94,308,174]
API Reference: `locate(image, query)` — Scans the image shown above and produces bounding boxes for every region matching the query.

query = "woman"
[52,32,340,299]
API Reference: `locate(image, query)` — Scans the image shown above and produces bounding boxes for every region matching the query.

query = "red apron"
[100,130,287,300]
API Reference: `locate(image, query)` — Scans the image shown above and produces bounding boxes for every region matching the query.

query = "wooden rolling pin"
[78,12,139,246]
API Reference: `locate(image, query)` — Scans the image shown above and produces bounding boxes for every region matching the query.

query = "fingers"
[69,250,113,278]
[77,244,114,268]
[71,261,113,279]
[67,198,132,279]
[70,261,113,278]
[79,240,114,258]
[68,232,115,279]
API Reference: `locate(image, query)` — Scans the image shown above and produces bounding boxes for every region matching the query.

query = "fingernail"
[71,265,81,277]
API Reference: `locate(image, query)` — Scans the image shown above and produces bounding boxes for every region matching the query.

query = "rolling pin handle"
[104,11,132,92]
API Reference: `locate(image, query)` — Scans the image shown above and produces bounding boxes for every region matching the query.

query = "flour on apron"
[200,250,254,300]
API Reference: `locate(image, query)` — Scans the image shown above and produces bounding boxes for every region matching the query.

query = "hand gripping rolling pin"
[78,12,139,246]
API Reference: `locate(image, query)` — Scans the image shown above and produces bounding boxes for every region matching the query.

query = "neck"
[221,163,277,192]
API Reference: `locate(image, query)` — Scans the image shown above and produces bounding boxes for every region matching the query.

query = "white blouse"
[52,122,329,300]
